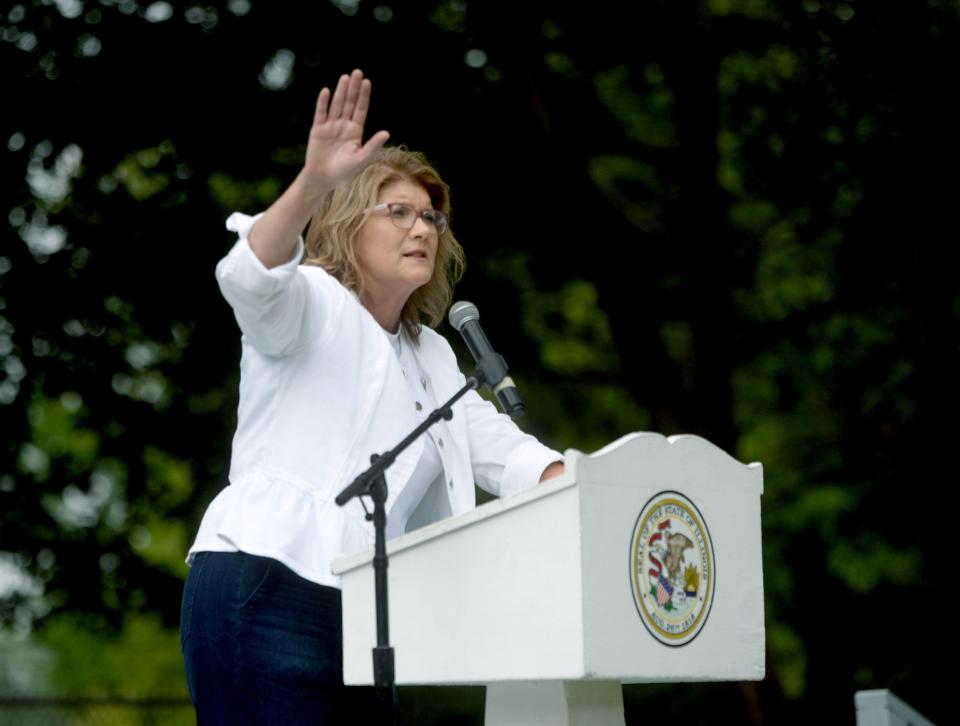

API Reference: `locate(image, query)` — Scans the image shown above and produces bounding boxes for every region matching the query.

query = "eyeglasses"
[363,202,448,235]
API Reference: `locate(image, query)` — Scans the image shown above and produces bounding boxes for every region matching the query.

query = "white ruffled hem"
[186,467,375,589]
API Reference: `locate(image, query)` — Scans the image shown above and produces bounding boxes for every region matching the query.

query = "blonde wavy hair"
[303,146,465,343]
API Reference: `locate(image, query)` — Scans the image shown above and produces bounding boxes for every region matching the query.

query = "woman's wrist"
[288,171,332,219]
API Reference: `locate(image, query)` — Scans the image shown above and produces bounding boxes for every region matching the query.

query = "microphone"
[448,301,524,419]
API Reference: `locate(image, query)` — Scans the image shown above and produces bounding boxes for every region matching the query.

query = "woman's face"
[356,178,439,305]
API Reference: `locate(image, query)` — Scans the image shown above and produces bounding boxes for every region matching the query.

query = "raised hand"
[301,69,390,200]
[247,69,389,268]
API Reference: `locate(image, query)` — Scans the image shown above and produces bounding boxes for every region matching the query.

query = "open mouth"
[403,250,429,260]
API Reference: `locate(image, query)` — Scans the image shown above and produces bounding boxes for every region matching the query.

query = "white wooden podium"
[331,432,765,725]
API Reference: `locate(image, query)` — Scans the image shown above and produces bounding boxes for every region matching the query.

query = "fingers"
[360,130,391,159]
[328,73,350,119]
[328,69,364,121]
[313,69,378,134]
[352,78,372,125]
[341,69,363,121]
[313,87,330,126]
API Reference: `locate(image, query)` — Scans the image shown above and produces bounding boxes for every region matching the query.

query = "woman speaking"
[179,69,564,723]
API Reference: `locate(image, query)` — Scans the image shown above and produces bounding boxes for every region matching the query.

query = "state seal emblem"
[629,490,715,646]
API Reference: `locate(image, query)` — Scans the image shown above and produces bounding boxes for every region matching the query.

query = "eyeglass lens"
[389,204,446,233]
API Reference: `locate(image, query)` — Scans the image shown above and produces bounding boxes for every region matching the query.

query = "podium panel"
[332,432,765,688]
[336,477,586,683]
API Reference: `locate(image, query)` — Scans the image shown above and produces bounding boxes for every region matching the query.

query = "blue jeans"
[180,551,393,725]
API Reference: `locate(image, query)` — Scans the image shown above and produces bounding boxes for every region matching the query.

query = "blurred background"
[1,0,957,723]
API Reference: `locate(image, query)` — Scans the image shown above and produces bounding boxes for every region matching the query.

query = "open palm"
[304,69,390,192]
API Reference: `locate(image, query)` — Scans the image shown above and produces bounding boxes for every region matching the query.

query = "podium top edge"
[568,432,762,472]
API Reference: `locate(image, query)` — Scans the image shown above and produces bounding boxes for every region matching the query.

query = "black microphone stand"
[335,368,487,723]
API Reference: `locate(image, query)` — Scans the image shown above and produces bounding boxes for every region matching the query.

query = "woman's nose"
[410,215,432,237]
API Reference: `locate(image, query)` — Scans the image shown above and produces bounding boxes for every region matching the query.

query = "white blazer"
[187,213,562,588]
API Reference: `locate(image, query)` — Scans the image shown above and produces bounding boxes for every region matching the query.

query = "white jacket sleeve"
[461,384,564,499]
[215,212,337,356]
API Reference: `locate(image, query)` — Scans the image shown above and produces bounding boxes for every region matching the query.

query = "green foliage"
[100,144,176,201]
[127,448,193,577]
[521,378,652,454]
[523,280,619,375]
[482,253,646,452]
[827,534,921,593]
[718,46,802,97]
[430,0,468,33]
[706,0,782,20]
[544,50,578,79]
[24,393,99,479]
[595,66,676,148]
[588,155,666,232]
[33,612,189,699]
[143,448,192,509]
[207,172,282,214]
[769,621,807,700]
[728,200,778,234]
[129,518,189,578]
[751,238,834,321]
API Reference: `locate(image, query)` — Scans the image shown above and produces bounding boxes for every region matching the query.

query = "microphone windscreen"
[448,300,479,332]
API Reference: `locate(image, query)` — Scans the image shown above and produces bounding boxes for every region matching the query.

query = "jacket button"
[415,401,422,411]
[437,437,444,448]
[448,479,453,488]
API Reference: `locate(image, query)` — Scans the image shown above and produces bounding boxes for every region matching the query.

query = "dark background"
[1,0,957,723]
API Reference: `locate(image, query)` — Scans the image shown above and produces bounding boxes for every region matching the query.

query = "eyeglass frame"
[362,202,448,236]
